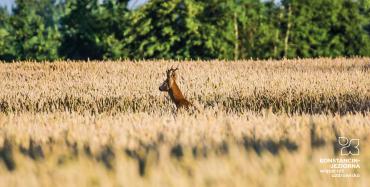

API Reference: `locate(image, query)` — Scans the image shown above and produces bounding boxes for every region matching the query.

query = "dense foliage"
[0,0,369,61]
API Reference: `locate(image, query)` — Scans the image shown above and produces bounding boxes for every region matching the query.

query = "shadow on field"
[0,139,16,171]
[0,137,299,174]
[242,137,298,155]
[0,119,366,176]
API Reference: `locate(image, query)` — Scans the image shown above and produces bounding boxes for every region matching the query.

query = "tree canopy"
[0,0,369,61]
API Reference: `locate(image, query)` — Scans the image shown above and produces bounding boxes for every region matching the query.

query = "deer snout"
[159,84,165,92]
[159,81,169,92]
[159,85,167,92]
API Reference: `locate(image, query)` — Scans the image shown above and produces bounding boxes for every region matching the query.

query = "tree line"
[0,0,369,61]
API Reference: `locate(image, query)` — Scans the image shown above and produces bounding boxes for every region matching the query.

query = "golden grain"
[0,58,369,187]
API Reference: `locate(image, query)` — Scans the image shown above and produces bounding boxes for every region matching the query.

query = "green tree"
[281,0,370,58]
[235,0,283,59]
[197,0,235,59]
[125,0,236,60]
[2,0,370,61]
[11,0,61,61]
[100,0,130,59]
[335,0,370,56]
[124,0,202,59]
[60,0,129,60]
[60,0,103,59]
[0,7,16,61]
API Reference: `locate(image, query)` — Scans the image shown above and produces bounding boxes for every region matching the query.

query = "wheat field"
[0,58,369,187]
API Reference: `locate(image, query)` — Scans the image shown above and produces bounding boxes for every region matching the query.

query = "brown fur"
[159,67,193,111]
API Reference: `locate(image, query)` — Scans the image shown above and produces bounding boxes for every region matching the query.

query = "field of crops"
[0,58,369,187]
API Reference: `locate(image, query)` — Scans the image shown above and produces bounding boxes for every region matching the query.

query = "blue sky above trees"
[0,0,148,12]
[0,0,282,12]
[0,0,13,12]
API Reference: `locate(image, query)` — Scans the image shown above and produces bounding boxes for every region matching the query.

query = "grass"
[0,58,368,114]
[0,58,369,187]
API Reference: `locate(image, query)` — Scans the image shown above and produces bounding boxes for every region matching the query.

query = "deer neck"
[168,81,186,107]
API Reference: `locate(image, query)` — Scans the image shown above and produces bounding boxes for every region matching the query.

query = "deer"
[159,67,198,113]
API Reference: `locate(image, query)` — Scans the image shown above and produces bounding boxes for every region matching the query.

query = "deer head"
[159,67,178,92]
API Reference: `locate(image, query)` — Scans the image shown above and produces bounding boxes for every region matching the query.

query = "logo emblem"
[338,137,359,156]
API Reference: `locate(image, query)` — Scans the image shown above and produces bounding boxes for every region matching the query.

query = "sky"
[0,0,12,12]
[0,0,148,12]
[0,0,279,12]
